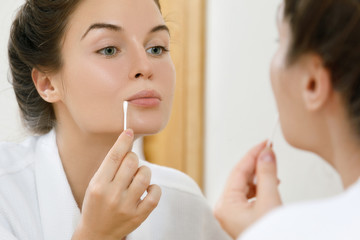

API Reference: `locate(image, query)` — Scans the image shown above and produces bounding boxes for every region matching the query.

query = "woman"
[0,0,230,239]
[215,0,360,239]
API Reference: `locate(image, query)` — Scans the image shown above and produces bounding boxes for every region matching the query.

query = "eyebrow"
[81,23,122,40]
[150,25,170,36]
[81,23,170,40]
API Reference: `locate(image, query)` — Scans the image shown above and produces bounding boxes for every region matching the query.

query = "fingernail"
[260,152,274,162]
[125,129,133,137]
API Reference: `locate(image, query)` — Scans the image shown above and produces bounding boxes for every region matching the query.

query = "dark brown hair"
[284,0,360,134]
[8,0,161,135]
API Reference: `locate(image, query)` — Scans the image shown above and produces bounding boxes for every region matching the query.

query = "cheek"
[270,49,293,141]
[270,49,284,103]
[270,54,305,146]
[155,58,176,101]
[74,58,124,86]
[63,58,127,103]
[59,57,128,130]
[163,62,176,116]
[152,59,176,128]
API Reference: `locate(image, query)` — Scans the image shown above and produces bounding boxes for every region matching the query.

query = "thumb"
[256,148,282,207]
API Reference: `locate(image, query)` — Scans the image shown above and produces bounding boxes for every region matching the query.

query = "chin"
[129,119,168,137]
[283,134,299,149]
[127,108,171,137]
[282,127,312,152]
[280,123,301,149]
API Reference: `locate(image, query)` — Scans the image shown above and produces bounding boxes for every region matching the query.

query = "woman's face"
[53,0,175,136]
[270,5,309,147]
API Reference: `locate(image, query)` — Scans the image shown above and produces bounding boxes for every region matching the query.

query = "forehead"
[276,3,285,27]
[276,3,291,39]
[67,0,164,36]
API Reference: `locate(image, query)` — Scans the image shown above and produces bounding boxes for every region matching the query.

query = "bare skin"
[32,0,175,238]
[71,129,161,240]
[214,3,360,239]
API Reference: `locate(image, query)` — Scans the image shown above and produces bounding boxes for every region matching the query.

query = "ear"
[301,55,332,111]
[32,68,61,103]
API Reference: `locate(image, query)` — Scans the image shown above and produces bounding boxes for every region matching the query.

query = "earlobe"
[302,55,332,111]
[32,68,60,103]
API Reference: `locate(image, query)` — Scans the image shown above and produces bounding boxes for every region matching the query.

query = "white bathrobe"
[239,178,360,240]
[0,131,231,240]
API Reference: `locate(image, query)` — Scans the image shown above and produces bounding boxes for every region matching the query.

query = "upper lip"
[127,89,162,101]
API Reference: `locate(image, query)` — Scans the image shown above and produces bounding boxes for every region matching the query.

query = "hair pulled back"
[8,0,162,135]
[284,0,360,134]
[8,0,82,134]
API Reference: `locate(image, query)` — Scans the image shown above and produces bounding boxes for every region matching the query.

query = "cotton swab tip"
[123,101,128,130]
[266,114,279,148]
[253,114,279,185]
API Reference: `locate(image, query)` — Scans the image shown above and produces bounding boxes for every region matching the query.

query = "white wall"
[205,0,343,207]
[0,0,26,142]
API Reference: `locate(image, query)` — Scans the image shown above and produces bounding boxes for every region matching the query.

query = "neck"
[325,133,360,188]
[55,123,119,209]
[315,106,360,188]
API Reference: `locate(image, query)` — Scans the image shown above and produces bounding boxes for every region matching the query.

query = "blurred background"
[0,0,343,208]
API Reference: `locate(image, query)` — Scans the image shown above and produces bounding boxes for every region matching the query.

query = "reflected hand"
[214,141,282,239]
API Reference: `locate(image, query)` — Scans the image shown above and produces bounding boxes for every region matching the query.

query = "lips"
[126,90,162,107]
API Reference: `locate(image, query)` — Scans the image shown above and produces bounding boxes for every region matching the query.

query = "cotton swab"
[253,114,279,185]
[123,101,128,130]
[266,114,279,147]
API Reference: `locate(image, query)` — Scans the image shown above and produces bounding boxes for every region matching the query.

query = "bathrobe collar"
[33,130,151,239]
[34,130,81,240]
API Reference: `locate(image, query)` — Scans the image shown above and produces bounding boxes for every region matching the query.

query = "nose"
[129,44,153,80]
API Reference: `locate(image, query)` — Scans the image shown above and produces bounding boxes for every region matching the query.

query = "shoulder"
[139,159,203,197]
[0,135,40,177]
[138,160,232,240]
[240,184,360,240]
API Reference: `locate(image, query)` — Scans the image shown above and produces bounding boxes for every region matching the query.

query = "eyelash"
[146,46,170,56]
[97,45,170,58]
[97,46,119,57]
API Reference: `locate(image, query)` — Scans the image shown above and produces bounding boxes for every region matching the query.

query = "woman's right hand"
[72,129,162,240]
[214,141,282,239]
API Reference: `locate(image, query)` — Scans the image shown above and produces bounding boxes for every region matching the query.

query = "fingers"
[113,152,139,189]
[126,166,151,203]
[225,141,267,195]
[138,184,161,217]
[95,129,134,183]
[80,130,161,239]
[256,148,282,207]
[213,142,282,239]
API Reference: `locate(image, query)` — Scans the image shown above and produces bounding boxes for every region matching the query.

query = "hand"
[214,141,282,239]
[72,129,162,240]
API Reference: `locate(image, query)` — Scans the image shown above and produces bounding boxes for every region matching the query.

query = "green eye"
[147,46,167,55]
[99,47,118,56]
